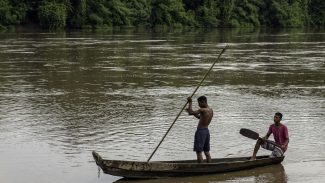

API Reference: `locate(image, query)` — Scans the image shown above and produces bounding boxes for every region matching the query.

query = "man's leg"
[271,146,284,157]
[196,151,203,163]
[204,151,211,163]
[250,138,263,160]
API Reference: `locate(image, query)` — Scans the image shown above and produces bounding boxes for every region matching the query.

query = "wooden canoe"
[92,151,284,179]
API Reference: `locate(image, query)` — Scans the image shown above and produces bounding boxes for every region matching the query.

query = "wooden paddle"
[239,128,260,140]
[239,128,280,147]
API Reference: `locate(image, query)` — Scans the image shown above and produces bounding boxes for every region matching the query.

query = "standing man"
[186,96,213,163]
[250,112,289,160]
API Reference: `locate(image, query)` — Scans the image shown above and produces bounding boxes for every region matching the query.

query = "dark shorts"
[261,140,284,157]
[194,128,210,152]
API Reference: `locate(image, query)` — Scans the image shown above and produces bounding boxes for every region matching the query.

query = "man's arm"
[281,126,289,149]
[281,138,289,149]
[263,131,271,141]
[187,106,200,116]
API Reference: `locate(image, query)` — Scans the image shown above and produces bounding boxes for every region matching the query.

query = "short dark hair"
[197,96,207,103]
[275,112,283,119]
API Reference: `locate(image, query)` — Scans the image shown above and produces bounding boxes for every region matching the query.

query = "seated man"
[250,112,289,160]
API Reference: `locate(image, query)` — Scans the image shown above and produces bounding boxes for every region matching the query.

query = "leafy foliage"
[260,0,310,27]
[123,0,151,26]
[227,0,261,27]
[0,0,27,26]
[38,1,67,29]
[86,0,131,28]
[67,0,87,28]
[150,0,195,27]
[0,0,324,29]
[309,0,325,27]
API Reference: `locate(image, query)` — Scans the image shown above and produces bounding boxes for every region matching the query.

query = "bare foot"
[249,157,256,161]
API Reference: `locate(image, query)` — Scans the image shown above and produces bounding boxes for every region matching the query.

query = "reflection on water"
[0,28,324,183]
[115,164,287,183]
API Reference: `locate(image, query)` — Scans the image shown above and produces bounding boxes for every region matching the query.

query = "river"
[0,28,324,183]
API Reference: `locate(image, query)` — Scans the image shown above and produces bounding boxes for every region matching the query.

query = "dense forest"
[0,0,324,30]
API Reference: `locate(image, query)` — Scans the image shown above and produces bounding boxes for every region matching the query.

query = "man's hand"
[187,97,192,103]
[261,136,268,142]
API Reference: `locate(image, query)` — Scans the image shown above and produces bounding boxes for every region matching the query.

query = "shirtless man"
[186,96,214,163]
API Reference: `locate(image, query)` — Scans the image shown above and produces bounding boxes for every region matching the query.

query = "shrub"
[0,0,27,26]
[38,1,67,29]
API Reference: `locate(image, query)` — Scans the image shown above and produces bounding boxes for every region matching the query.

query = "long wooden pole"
[147,45,228,162]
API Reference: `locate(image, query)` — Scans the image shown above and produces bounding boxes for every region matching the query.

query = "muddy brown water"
[0,29,324,183]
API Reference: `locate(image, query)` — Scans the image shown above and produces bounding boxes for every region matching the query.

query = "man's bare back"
[197,107,213,128]
[186,97,213,128]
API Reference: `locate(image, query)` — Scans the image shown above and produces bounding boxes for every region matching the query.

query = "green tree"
[150,0,195,27]
[0,0,324,29]
[183,0,220,27]
[183,0,203,10]
[38,1,68,29]
[225,0,261,27]
[67,0,87,28]
[106,0,131,26]
[261,0,309,27]
[195,0,220,27]
[309,0,325,27]
[86,0,131,28]
[220,0,235,27]
[123,0,151,26]
[0,0,27,27]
